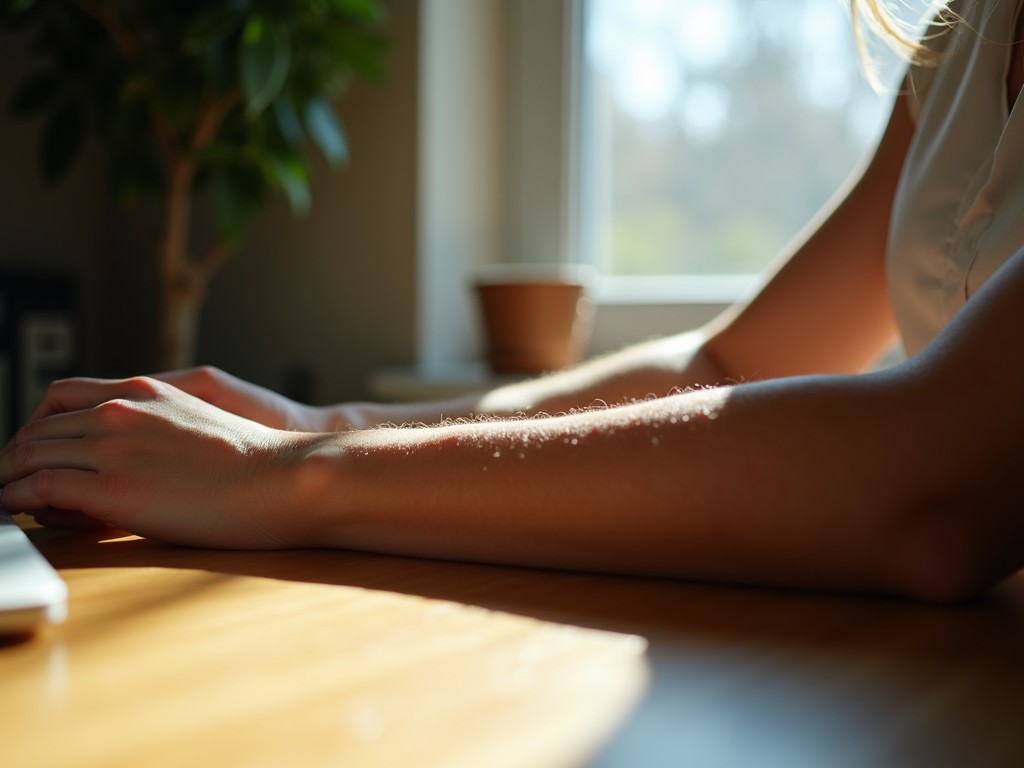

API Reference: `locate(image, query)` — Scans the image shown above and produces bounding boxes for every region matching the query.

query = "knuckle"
[29,469,58,500]
[196,365,223,382]
[194,365,226,395]
[163,365,229,407]
[123,375,162,398]
[46,377,75,394]
[94,398,139,425]
[13,420,35,446]
[11,442,36,474]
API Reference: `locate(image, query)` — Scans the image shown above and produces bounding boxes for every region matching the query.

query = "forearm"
[318,330,731,430]
[298,249,1024,600]
[292,369,932,596]
[477,331,731,413]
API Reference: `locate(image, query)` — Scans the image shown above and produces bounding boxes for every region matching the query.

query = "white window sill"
[592,274,760,306]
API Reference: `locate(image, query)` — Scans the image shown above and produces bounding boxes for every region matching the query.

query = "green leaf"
[212,169,249,244]
[327,0,385,23]
[261,154,310,216]
[42,99,86,183]
[7,69,61,116]
[273,95,304,145]
[303,97,347,166]
[239,17,291,118]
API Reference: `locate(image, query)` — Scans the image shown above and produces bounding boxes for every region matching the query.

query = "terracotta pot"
[474,266,595,374]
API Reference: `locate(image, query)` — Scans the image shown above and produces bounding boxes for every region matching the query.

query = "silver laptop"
[0,511,67,635]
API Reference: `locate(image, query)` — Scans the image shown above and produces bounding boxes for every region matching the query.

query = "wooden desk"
[4,524,1024,768]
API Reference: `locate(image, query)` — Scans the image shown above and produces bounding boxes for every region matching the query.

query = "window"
[578,0,916,303]
[412,1,926,377]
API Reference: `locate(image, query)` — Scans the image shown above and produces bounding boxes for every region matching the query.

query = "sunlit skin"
[3,13,1024,601]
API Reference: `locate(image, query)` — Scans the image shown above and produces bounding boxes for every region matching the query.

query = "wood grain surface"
[4,521,1024,767]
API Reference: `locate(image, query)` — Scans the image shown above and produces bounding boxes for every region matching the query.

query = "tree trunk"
[155,161,204,372]
[157,271,203,371]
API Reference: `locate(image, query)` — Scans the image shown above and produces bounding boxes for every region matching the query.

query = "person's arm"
[19,92,1020,600]
[304,241,1024,602]
[152,92,915,431]
[360,88,916,417]
[3,247,1022,602]
[704,91,914,380]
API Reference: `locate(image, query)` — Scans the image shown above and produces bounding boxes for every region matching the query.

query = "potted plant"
[1,0,388,370]
[473,263,596,375]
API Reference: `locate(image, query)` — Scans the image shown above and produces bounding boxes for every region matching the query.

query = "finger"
[0,437,96,486]
[26,377,109,421]
[12,409,91,445]
[27,376,162,422]
[1,469,109,520]
[0,408,94,467]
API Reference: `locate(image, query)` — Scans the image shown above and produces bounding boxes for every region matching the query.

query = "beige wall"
[0,1,420,404]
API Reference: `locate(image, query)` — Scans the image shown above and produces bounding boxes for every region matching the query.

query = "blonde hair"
[851,0,960,83]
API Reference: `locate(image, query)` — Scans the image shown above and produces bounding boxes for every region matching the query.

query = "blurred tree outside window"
[579,0,923,283]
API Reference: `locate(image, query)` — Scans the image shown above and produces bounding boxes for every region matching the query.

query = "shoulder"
[903,0,972,122]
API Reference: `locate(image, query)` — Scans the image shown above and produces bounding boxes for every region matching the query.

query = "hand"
[0,376,317,548]
[151,365,333,432]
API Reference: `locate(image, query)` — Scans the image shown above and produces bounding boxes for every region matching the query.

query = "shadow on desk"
[27,524,1024,768]
[28,523,1024,638]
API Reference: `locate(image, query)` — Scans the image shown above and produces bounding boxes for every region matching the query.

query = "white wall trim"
[417,0,576,373]
[417,0,507,374]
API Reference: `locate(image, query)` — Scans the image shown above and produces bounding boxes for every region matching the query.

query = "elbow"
[885,497,1024,603]
[890,528,990,604]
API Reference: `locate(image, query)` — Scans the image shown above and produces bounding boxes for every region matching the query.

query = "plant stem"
[152,92,240,370]
[73,1,139,58]
[155,159,202,371]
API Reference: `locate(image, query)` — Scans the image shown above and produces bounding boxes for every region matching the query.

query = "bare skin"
[1,93,1023,602]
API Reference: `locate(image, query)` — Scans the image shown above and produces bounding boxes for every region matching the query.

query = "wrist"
[284,431,360,546]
